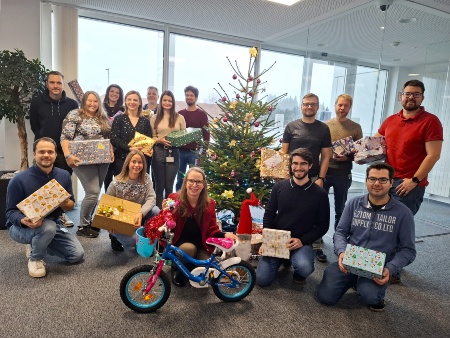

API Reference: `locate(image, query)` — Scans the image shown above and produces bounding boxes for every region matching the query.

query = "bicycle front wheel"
[212,260,256,302]
[120,265,171,313]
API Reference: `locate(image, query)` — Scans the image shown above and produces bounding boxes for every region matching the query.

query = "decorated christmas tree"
[199,47,286,222]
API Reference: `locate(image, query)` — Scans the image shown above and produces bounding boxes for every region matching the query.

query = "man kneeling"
[316,162,416,311]
[6,137,84,278]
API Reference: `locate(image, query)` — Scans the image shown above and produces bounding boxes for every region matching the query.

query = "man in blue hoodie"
[29,71,79,227]
[316,162,416,312]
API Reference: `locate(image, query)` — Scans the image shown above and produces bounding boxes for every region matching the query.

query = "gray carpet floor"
[1,197,450,338]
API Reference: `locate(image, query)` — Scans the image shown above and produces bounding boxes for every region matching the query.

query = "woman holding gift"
[150,90,186,208]
[110,90,153,175]
[166,167,237,286]
[106,150,159,251]
[61,91,113,238]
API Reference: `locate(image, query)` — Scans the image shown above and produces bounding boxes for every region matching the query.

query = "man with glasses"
[316,162,416,312]
[375,80,443,216]
[256,148,330,286]
[282,93,332,262]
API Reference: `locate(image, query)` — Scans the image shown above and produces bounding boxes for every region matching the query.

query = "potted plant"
[0,48,49,170]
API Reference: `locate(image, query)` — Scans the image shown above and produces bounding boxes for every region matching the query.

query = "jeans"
[390,178,425,215]
[176,148,199,190]
[316,262,388,306]
[324,174,352,229]
[152,145,179,208]
[8,218,84,263]
[73,163,109,227]
[256,245,315,286]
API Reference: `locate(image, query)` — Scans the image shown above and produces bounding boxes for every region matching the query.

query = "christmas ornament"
[250,151,256,157]
[249,47,258,57]
[221,96,227,102]
[279,138,283,143]
[244,112,254,123]
[241,154,245,158]
[248,91,254,97]
[228,140,237,147]
[223,117,228,122]
[221,190,234,199]
[229,101,236,109]
[211,154,217,161]
[231,170,235,177]
[248,76,253,81]
[254,122,260,127]
[268,106,273,112]
[236,93,241,99]
[256,79,261,84]
[232,74,237,80]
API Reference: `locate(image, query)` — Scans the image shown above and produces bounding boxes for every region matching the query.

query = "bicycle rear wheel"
[120,265,171,313]
[212,260,255,302]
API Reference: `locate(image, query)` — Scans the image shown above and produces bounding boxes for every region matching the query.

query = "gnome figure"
[235,188,259,260]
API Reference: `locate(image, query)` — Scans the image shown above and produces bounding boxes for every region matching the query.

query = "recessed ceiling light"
[316,43,328,47]
[398,17,417,23]
[380,26,385,30]
[393,58,405,61]
[391,42,400,47]
[408,73,420,76]
[267,0,302,5]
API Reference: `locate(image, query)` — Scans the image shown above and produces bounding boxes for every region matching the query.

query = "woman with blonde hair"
[106,150,159,251]
[61,91,113,238]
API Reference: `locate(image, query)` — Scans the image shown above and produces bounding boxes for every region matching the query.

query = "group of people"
[5,72,444,313]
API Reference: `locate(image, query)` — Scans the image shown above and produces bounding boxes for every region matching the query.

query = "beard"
[186,101,196,107]
[402,100,420,111]
[293,170,309,180]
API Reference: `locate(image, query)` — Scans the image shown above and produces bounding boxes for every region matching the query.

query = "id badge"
[166,156,175,163]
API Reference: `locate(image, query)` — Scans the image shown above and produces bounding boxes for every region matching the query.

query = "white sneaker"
[60,213,74,227]
[25,244,32,259]
[28,259,46,278]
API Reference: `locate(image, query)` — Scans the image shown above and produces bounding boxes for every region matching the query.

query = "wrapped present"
[260,148,290,179]
[261,228,291,259]
[69,139,112,165]
[91,194,141,236]
[17,179,71,223]
[141,109,155,119]
[128,131,155,156]
[353,136,386,164]
[342,244,386,279]
[332,136,356,157]
[166,128,203,147]
[67,79,84,104]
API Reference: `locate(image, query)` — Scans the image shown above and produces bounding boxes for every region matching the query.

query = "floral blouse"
[61,110,110,141]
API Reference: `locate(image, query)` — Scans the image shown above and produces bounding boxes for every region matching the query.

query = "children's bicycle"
[120,225,256,313]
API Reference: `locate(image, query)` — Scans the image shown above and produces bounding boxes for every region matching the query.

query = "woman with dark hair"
[103,84,124,191]
[167,167,237,286]
[61,91,113,238]
[106,150,159,251]
[150,90,186,208]
[110,90,153,176]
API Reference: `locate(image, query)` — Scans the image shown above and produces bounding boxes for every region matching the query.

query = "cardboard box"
[69,139,112,165]
[353,136,386,164]
[16,179,71,223]
[332,136,356,157]
[261,228,291,259]
[91,194,141,236]
[342,244,386,279]
[166,128,203,147]
[260,148,290,179]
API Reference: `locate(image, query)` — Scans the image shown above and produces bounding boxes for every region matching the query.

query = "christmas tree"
[199,47,287,221]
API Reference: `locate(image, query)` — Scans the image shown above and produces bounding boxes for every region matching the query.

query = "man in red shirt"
[376,79,443,215]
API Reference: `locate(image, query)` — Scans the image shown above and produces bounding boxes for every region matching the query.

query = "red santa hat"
[237,188,259,234]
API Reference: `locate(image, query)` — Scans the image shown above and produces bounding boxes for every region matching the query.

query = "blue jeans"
[176,148,199,191]
[324,174,352,229]
[8,218,84,263]
[390,178,425,215]
[316,262,388,306]
[256,245,315,286]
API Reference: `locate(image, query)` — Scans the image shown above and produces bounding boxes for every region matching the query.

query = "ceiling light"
[267,0,302,5]
[380,26,385,30]
[408,73,420,76]
[398,17,417,23]
[393,58,405,61]
[316,43,328,47]
[391,42,400,47]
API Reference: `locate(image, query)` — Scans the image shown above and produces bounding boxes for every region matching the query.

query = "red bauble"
[221,96,227,102]
[236,94,240,99]
[232,74,237,80]
[248,76,253,81]
[256,78,261,84]
[279,138,283,143]
[249,91,254,97]
[268,106,273,112]
[241,154,245,158]
[254,122,260,127]
[223,117,228,122]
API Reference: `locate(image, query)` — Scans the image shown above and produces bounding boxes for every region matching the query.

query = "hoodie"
[29,89,79,151]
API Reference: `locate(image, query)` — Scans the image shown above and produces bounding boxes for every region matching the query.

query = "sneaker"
[28,259,46,278]
[25,244,32,259]
[109,234,124,252]
[171,266,188,287]
[59,213,74,227]
[76,226,99,238]
[390,276,401,284]
[314,249,328,262]
[293,272,306,284]
[369,300,386,312]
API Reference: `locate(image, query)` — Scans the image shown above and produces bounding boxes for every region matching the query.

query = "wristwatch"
[316,176,324,181]
[412,177,421,184]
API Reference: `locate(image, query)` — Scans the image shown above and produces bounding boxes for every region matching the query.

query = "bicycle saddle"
[206,237,236,252]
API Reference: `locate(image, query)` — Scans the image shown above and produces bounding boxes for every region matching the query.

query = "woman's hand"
[157,135,171,147]
[66,155,81,168]
[129,146,143,152]
[224,233,238,241]
[134,213,143,228]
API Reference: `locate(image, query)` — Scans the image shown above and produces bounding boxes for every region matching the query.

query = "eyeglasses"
[302,103,319,108]
[401,92,423,98]
[186,179,204,186]
[366,177,390,184]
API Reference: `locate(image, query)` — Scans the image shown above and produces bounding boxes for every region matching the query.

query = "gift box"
[16,179,71,223]
[353,136,386,164]
[91,194,141,236]
[69,139,112,165]
[67,79,84,104]
[128,131,155,156]
[260,148,290,179]
[261,228,291,259]
[332,136,356,157]
[342,244,386,279]
[166,128,203,147]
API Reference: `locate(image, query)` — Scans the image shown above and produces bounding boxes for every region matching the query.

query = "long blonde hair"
[79,91,111,135]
